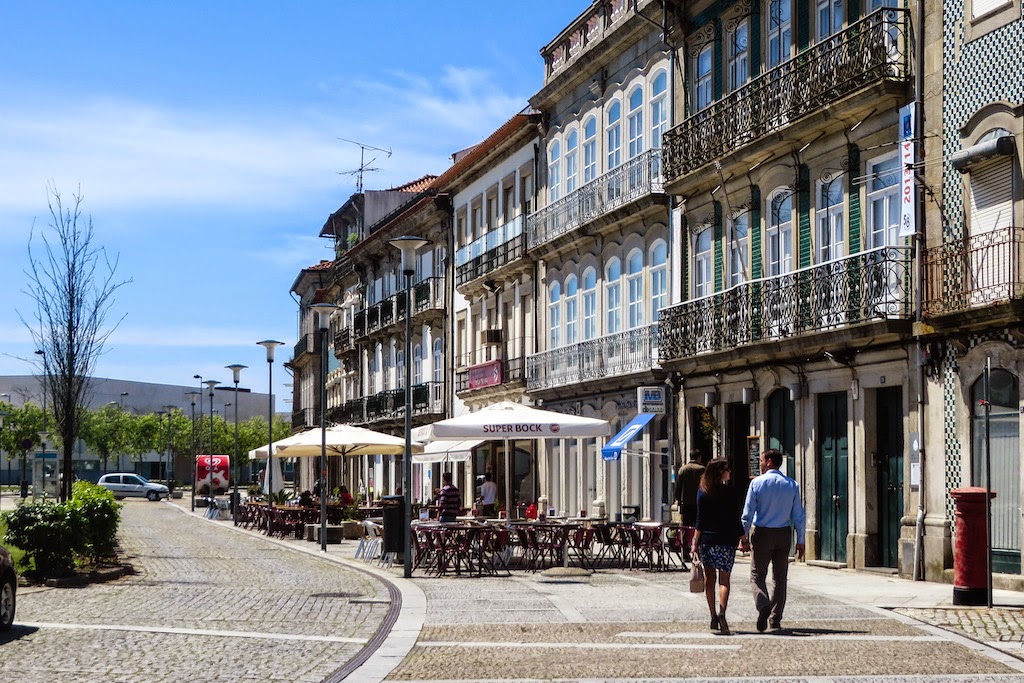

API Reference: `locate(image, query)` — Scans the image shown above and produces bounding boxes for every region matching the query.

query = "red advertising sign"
[468,359,503,390]
[196,454,230,493]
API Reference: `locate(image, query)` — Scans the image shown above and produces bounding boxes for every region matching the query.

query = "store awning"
[601,413,656,461]
[412,439,483,464]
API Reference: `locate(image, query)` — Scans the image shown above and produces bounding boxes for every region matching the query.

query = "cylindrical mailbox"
[950,486,996,606]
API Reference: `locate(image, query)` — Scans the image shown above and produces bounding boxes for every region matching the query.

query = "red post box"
[950,486,996,606]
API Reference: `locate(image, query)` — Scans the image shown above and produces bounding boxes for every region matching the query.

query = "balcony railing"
[456,216,526,286]
[352,277,446,340]
[292,332,321,360]
[456,356,526,393]
[923,227,1024,316]
[527,323,659,391]
[663,8,909,182]
[333,382,445,423]
[659,246,912,360]
[528,149,663,249]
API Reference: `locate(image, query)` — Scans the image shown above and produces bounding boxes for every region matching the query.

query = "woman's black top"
[694,486,744,547]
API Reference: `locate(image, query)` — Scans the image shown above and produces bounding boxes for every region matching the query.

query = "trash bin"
[381,495,404,554]
[230,491,240,514]
[950,487,996,606]
[19,479,28,498]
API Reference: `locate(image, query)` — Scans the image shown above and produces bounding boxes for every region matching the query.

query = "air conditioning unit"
[479,329,503,345]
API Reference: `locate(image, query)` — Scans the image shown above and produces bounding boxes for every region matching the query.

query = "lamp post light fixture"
[389,235,429,579]
[225,364,247,526]
[204,380,220,509]
[37,430,49,500]
[185,390,201,511]
[312,303,337,552]
[120,391,129,407]
[257,340,284,532]
[163,405,176,491]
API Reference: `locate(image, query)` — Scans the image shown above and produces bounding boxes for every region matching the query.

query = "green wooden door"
[818,392,849,563]
[766,389,796,477]
[875,387,903,568]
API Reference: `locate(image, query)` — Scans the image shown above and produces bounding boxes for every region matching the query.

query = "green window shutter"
[714,201,724,292]
[848,144,862,254]
[798,165,811,269]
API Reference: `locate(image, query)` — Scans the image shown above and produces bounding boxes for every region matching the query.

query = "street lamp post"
[257,340,284,532]
[312,303,337,552]
[35,349,46,500]
[389,235,429,579]
[163,405,176,491]
[226,364,247,525]
[0,411,7,511]
[185,390,201,511]
[204,380,220,511]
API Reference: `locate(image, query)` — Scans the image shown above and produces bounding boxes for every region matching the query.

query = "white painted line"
[617,630,947,642]
[416,640,741,650]
[20,621,367,644]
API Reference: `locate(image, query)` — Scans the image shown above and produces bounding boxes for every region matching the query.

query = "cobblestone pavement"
[0,499,392,683]
[896,606,1024,657]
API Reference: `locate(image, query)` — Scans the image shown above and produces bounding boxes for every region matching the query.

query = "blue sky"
[0,2,585,409]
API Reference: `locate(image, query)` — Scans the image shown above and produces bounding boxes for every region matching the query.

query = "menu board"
[747,436,761,478]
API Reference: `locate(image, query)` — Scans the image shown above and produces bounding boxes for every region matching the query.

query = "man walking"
[741,448,805,632]
[674,448,705,526]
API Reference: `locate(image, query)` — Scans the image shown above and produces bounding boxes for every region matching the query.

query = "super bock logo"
[550,423,560,433]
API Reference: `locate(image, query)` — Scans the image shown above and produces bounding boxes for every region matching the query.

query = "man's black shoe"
[756,606,770,633]
[770,620,782,630]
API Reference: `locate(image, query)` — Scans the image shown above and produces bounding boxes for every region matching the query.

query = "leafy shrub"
[2,502,83,579]
[68,480,121,563]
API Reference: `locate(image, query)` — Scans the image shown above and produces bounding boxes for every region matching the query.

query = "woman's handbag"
[689,561,705,593]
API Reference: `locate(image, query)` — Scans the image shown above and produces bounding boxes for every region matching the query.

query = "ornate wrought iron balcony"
[527,149,663,250]
[352,276,446,341]
[663,8,910,182]
[337,382,445,424]
[659,246,912,360]
[456,356,526,394]
[456,216,526,286]
[527,323,659,391]
[923,226,1024,316]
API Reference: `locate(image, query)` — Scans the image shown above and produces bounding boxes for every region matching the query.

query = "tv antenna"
[338,137,392,193]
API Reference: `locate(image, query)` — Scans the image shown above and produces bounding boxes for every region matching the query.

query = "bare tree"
[20,184,131,501]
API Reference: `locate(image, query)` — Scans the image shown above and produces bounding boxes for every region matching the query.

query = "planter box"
[171,491,183,499]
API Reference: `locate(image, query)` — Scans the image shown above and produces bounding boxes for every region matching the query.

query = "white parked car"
[97,473,169,501]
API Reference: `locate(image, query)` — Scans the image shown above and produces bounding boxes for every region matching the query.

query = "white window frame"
[548,140,562,203]
[729,212,750,287]
[728,19,750,91]
[694,45,713,111]
[767,0,792,69]
[565,274,579,344]
[606,100,622,171]
[626,249,644,329]
[565,128,579,194]
[413,344,423,385]
[433,339,443,385]
[816,0,844,42]
[694,228,713,298]
[582,267,597,340]
[583,116,598,183]
[816,178,846,263]
[605,258,622,334]
[650,241,668,320]
[628,86,644,160]
[867,154,900,248]
[549,281,562,348]
[767,190,794,276]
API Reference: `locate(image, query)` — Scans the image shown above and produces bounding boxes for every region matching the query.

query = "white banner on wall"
[899,103,917,238]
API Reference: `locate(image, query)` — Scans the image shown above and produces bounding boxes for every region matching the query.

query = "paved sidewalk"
[183,500,1024,682]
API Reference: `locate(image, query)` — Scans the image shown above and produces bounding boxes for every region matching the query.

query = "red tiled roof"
[305,259,334,272]
[387,175,438,194]
[430,112,541,189]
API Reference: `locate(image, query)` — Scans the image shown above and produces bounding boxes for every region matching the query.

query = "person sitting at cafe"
[437,471,461,523]
[338,484,354,507]
[298,490,315,507]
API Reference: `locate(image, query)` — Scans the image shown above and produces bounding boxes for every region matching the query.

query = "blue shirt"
[741,469,806,544]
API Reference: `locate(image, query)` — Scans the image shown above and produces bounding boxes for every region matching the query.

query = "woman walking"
[690,458,744,635]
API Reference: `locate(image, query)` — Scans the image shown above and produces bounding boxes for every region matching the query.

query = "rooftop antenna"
[338,137,392,193]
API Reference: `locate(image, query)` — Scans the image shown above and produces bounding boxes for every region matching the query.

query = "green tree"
[80,403,130,473]
[0,402,47,488]
[20,185,131,501]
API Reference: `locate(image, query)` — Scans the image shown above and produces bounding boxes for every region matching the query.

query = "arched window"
[413,344,423,385]
[606,100,622,171]
[650,240,668,320]
[816,0,844,42]
[628,86,644,160]
[767,190,794,275]
[767,0,793,68]
[605,257,622,334]
[433,339,443,385]
[369,344,381,394]
[565,129,579,194]
[565,274,579,344]
[583,116,598,183]
[971,369,1020,570]
[396,349,404,389]
[729,212,750,286]
[383,347,393,390]
[816,178,845,263]
[549,281,562,348]
[694,228,713,298]
[650,71,668,176]
[728,19,750,90]
[694,46,713,111]
[582,267,597,340]
[867,154,900,248]
[627,249,644,328]
[548,140,562,203]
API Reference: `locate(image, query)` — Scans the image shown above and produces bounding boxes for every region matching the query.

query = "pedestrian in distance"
[436,471,462,523]
[690,458,744,635]
[674,448,705,527]
[479,471,498,517]
[741,448,806,632]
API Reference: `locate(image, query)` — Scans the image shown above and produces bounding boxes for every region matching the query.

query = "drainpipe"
[911,0,927,581]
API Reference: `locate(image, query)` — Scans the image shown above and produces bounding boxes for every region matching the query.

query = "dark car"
[0,544,16,631]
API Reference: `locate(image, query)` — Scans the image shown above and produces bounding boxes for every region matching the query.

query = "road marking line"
[20,621,367,644]
[616,631,948,641]
[416,641,741,650]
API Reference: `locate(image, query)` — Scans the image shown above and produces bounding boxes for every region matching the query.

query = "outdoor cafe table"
[412,522,505,577]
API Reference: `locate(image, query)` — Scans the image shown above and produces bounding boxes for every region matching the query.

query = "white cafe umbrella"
[247,450,284,495]
[274,424,421,458]
[428,401,610,514]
